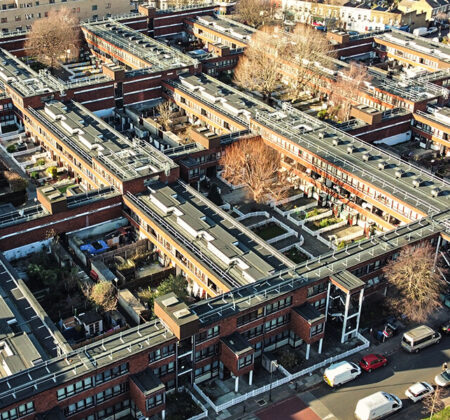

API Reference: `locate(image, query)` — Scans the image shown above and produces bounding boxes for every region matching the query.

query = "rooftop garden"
[307,217,342,231]
[284,247,309,264]
[253,222,287,241]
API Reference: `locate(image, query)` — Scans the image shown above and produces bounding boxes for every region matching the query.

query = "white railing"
[267,231,296,245]
[271,192,304,207]
[236,211,270,221]
[11,146,41,157]
[187,388,208,420]
[196,332,370,414]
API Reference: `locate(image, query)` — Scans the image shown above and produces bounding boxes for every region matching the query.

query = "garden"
[276,196,316,212]
[306,217,343,231]
[253,222,287,241]
[291,207,329,222]
[283,247,309,264]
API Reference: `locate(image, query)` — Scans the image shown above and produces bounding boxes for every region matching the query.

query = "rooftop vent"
[332,138,341,146]
[431,188,440,197]
[362,153,371,162]
[412,178,422,188]
[162,296,179,307]
[395,169,404,179]
[347,145,354,154]
[378,160,386,170]
[173,308,190,319]
[318,132,326,139]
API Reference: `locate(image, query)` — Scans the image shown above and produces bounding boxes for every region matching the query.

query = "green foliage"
[312,217,342,230]
[36,158,46,166]
[46,166,58,179]
[156,274,188,301]
[27,263,58,288]
[278,349,302,373]
[90,281,117,312]
[305,208,320,218]
[337,241,346,249]
[423,406,450,420]
[6,144,17,153]
[31,171,39,179]
[317,109,328,120]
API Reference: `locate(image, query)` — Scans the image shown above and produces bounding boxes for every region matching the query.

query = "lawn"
[284,247,309,264]
[58,184,75,194]
[254,223,287,240]
[423,407,450,420]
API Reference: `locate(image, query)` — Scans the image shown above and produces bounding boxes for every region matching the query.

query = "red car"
[359,354,388,372]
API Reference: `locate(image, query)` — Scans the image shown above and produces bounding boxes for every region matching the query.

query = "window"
[194,361,219,378]
[196,325,220,343]
[238,354,253,369]
[1,402,34,420]
[310,323,324,337]
[195,343,218,361]
[264,314,290,332]
[64,397,94,416]
[92,5,97,10]
[307,282,327,297]
[147,393,164,409]
[106,2,111,8]
[153,361,175,377]
[95,363,128,385]
[96,382,128,403]
[57,377,92,400]
[266,296,292,315]
[149,343,175,362]
[242,325,263,340]
[1,18,7,23]
[237,307,264,327]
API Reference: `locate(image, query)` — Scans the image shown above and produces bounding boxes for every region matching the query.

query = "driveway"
[257,396,321,420]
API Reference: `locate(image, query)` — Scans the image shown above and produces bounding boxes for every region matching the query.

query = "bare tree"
[330,62,372,121]
[422,386,447,419]
[25,8,80,69]
[284,24,335,102]
[4,171,27,192]
[382,244,447,323]
[220,138,290,204]
[156,101,174,131]
[233,26,284,101]
[89,281,117,312]
[234,0,276,28]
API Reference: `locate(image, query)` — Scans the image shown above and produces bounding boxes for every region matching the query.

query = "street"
[307,338,450,420]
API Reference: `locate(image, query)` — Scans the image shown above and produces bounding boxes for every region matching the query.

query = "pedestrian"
[442,362,448,372]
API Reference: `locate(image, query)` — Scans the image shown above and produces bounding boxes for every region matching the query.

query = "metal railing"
[194,332,370,414]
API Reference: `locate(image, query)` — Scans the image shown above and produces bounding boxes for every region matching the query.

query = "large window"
[149,344,175,362]
[95,363,129,385]
[310,323,324,337]
[307,282,327,297]
[147,393,164,409]
[153,361,175,377]
[57,377,92,400]
[265,296,292,315]
[96,382,128,404]
[196,325,220,343]
[238,354,253,369]
[242,325,263,340]
[1,402,34,420]
[237,307,264,327]
[64,397,94,417]
[264,314,290,332]
[195,343,218,362]
[194,360,219,378]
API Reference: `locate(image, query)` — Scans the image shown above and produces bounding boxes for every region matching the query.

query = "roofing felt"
[330,270,365,292]
[293,303,325,324]
[221,332,253,356]
[131,368,165,395]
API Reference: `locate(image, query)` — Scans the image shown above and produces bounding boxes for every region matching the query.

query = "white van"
[354,392,402,420]
[401,325,441,353]
[323,361,361,387]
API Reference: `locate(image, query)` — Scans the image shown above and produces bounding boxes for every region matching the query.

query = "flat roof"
[293,303,324,324]
[82,21,197,71]
[131,368,165,396]
[132,181,289,290]
[33,101,177,182]
[330,270,365,292]
[221,332,252,356]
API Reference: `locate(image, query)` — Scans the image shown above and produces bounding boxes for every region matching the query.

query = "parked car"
[440,320,450,335]
[401,325,441,353]
[359,354,388,372]
[323,361,361,387]
[435,369,450,387]
[405,382,434,402]
[354,391,402,420]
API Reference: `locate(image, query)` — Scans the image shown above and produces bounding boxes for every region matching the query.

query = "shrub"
[90,281,117,312]
[337,241,345,249]
[4,171,27,191]
[36,158,46,166]
[31,171,39,179]
[46,166,58,179]
[6,144,17,153]
[317,109,328,120]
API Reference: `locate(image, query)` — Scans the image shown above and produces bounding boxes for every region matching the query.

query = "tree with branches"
[422,386,448,420]
[220,138,290,204]
[156,101,174,131]
[89,281,117,312]
[382,244,447,323]
[284,24,335,102]
[233,26,284,101]
[3,170,27,192]
[234,0,276,28]
[25,8,80,69]
[330,62,372,121]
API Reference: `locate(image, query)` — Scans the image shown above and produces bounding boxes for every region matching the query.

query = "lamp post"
[268,360,278,402]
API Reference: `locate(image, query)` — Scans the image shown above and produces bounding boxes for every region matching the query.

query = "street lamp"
[268,360,278,402]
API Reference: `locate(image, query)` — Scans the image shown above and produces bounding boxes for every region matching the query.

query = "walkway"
[257,396,321,420]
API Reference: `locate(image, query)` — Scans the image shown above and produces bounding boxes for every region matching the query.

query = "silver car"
[435,369,450,387]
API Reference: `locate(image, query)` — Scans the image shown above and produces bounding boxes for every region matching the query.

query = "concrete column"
[306,343,311,360]
[249,370,253,386]
[162,409,166,420]
[324,282,331,321]
[234,376,239,393]
[354,288,365,334]
[341,292,351,344]
[318,338,323,354]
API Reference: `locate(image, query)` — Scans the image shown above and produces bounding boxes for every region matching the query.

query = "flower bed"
[307,217,342,231]
[253,222,287,241]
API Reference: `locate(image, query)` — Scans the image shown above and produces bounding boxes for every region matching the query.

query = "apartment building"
[0,0,133,34]
[398,0,450,21]
[281,0,426,32]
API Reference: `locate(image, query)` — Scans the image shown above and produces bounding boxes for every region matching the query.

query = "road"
[308,338,450,420]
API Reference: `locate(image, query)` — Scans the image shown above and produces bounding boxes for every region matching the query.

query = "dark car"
[441,320,450,335]
[359,354,388,372]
